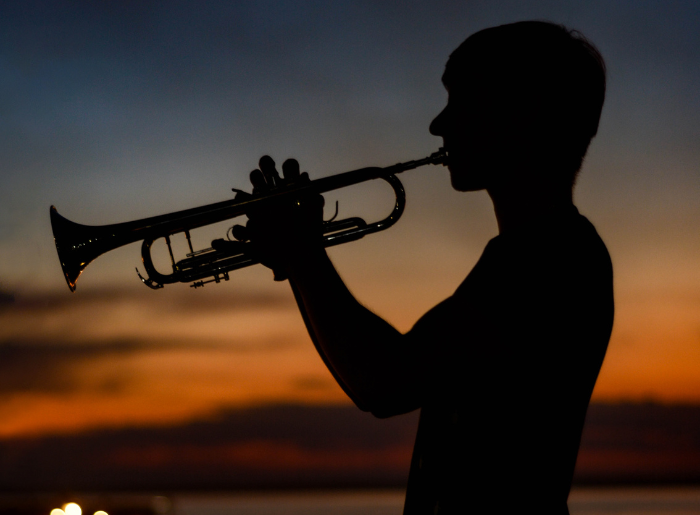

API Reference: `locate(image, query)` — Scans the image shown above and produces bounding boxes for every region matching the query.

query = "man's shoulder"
[491,211,611,272]
[450,210,612,312]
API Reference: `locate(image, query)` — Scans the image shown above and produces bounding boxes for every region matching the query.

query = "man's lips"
[442,146,457,167]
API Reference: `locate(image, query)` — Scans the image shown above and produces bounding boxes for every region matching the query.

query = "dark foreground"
[3,488,700,515]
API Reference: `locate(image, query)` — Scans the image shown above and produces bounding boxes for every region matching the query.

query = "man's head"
[430,21,606,192]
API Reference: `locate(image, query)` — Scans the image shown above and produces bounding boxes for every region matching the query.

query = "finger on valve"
[282,159,301,183]
[249,169,268,194]
[258,155,281,188]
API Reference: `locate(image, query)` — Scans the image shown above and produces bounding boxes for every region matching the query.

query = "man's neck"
[488,181,575,235]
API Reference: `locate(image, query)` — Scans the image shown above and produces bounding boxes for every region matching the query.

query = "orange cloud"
[592,288,700,402]
[1,275,700,439]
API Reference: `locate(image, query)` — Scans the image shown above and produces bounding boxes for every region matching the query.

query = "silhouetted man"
[240,21,613,515]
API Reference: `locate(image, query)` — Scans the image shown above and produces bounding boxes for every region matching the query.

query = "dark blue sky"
[0,1,698,293]
[0,0,695,303]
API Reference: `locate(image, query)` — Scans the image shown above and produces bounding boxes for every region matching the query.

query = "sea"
[171,488,700,515]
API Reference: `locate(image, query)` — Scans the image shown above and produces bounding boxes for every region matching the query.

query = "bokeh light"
[62,503,81,515]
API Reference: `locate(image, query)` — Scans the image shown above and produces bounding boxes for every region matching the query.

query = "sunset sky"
[0,0,699,443]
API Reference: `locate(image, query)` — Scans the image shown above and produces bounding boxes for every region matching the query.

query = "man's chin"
[448,166,487,192]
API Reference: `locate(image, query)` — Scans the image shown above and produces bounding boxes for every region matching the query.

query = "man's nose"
[430,107,447,136]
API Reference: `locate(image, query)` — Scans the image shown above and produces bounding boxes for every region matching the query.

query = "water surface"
[172,487,700,515]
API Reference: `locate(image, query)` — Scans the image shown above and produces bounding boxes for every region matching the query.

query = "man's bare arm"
[239,155,428,416]
[284,248,424,417]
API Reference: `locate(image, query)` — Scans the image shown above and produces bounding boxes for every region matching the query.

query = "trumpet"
[50,148,447,292]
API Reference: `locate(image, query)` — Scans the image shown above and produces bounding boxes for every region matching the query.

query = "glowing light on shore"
[50,510,65,515]
[63,504,81,515]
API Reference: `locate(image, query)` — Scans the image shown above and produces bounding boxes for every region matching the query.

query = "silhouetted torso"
[403,207,613,514]
[240,21,611,512]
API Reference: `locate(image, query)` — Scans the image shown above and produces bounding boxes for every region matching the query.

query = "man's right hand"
[232,155,325,281]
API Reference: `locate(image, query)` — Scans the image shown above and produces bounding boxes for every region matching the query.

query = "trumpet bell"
[50,205,133,292]
[50,206,95,291]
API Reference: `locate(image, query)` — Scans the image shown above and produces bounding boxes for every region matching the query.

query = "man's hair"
[444,21,606,183]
